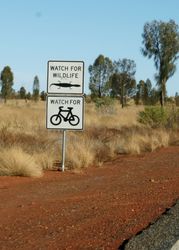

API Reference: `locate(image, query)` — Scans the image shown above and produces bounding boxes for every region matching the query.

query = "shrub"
[175,95,179,106]
[0,147,43,177]
[138,107,169,128]
[94,96,114,108]
[138,106,179,129]
[33,152,55,170]
[165,106,179,129]
[66,135,95,169]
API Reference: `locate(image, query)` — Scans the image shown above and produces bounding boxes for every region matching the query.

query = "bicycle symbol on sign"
[50,106,80,126]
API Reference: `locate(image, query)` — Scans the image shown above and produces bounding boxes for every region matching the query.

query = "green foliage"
[135,79,159,105]
[0,66,14,103]
[40,91,46,101]
[19,86,26,99]
[33,75,40,101]
[175,92,179,106]
[110,58,136,108]
[149,88,160,105]
[166,107,179,129]
[94,96,114,108]
[89,54,113,98]
[26,92,32,100]
[138,107,168,128]
[141,19,179,106]
[138,106,179,129]
[135,80,145,105]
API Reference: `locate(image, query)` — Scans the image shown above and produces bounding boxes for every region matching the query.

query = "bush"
[138,107,169,128]
[0,147,43,177]
[138,106,179,129]
[166,106,179,129]
[94,96,114,108]
[175,96,179,107]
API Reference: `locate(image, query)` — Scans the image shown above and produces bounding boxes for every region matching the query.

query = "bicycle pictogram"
[50,106,80,126]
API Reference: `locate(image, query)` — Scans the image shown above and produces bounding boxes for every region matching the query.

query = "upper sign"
[47,61,84,95]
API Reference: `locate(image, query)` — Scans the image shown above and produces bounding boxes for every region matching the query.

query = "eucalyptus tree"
[19,86,26,99]
[111,58,136,108]
[0,66,14,103]
[135,80,145,105]
[141,19,179,106]
[88,54,113,98]
[136,79,152,105]
[33,75,40,101]
[40,91,47,101]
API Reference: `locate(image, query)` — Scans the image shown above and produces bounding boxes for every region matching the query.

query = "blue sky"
[0,0,179,96]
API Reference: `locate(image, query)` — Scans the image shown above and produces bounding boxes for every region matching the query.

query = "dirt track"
[0,146,179,250]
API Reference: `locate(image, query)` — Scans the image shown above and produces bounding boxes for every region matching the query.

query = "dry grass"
[0,147,43,177]
[66,134,95,169]
[120,128,170,154]
[0,99,178,175]
[85,102,142,129]
[33,152,55,170]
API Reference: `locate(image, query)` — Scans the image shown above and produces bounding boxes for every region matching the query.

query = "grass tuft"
[0,147,43,177]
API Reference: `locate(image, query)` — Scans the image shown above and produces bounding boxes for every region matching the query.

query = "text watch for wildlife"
[47,60,84,95]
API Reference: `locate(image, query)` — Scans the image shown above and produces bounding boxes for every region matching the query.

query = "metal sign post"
[61,130,66,172]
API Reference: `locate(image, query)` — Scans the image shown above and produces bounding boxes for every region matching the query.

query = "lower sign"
[46,96,84,130]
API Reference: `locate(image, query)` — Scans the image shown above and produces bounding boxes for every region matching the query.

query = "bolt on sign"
[46,96,84,130]
[47,61,84,95]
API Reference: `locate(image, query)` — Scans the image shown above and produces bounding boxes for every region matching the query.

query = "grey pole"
[61,130,66,172]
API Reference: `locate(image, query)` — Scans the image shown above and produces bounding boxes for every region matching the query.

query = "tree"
[141,19,179,107]
[40,91,47,101]
[135,80,145,105]
[150,88,160,105]
[89,55,113,98]
[11,89,16,99]
[135,83,141,105]
[145,79,152,103]
[135,79,152,105]
[19,86,26,99]
[26,92,32,100]
[33,75,40,101]
[0,66,14,103]
[175,92,179,106]
[111,58,136,108]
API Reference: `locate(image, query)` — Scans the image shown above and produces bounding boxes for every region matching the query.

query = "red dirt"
[0,146,179,250]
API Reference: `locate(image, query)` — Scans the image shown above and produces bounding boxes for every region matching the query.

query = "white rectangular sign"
[47,61,84,95]
[46,96,84,130]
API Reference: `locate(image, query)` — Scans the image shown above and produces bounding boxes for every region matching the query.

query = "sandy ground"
[0,146,179,250]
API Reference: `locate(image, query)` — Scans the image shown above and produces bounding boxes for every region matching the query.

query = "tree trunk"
[160,80,166,107]
[98,84,101,98]
[121,83,124,108]
[160,91,165,107]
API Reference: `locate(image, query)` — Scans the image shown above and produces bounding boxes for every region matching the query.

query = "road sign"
[46,95,84,130]
[47,61,84,95]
